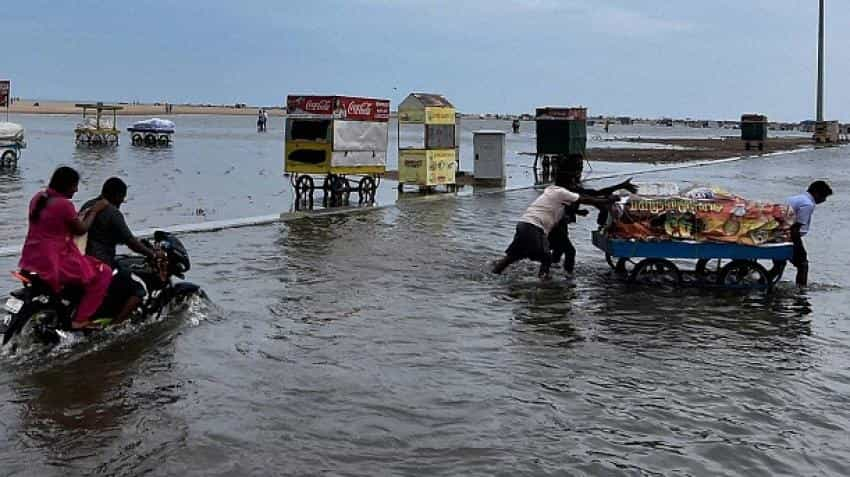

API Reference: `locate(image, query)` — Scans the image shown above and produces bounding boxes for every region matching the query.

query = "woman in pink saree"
[19,167,112,329]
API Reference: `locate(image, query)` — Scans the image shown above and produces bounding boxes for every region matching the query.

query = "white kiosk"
[473,130,506,186]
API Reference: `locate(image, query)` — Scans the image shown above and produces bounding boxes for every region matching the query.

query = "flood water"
[0,114,848,476]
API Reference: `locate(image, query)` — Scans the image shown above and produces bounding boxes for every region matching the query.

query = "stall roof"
[75,103,124,111]
[535,106,586,121]
[403,93,453,108]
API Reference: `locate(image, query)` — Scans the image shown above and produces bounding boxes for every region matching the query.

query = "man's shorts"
[505,222,549,262]
[96,269,147,317]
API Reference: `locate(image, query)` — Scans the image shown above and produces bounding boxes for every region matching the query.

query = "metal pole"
[817,0,825,122]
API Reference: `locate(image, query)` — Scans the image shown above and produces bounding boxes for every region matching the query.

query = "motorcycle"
[2,231,201,347]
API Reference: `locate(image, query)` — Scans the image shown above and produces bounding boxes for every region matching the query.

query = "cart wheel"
[630,258,681,286]
[329,174,346,196]
[766,261,785,285]
[359,176,376,203]
[605,255,636,274]
[719,260,770,289]
[1,150,16,165]
[295,175,314,195]
[132,134,143,145]
[92,134,104,145]
[695,258,723,284]
[144,134,157,146]
[158,135,170,145]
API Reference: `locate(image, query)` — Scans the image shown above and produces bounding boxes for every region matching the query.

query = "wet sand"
[588,137,824,163]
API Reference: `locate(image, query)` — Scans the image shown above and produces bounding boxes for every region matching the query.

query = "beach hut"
[285,95,389,205]
[74,103,122,146]
[397,93,458,192]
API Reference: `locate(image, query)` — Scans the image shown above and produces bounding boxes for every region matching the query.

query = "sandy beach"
[8,99,285,116]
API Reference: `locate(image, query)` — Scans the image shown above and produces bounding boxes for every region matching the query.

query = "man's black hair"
[808,180,833,198]
[102,177,128,199]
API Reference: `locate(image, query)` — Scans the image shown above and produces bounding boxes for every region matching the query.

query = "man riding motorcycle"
[80,177,159,324]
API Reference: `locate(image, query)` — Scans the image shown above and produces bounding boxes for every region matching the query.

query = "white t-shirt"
[786,192,816,236]
[520,186,581,234]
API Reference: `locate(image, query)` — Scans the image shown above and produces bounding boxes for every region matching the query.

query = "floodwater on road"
[0,114,848,476]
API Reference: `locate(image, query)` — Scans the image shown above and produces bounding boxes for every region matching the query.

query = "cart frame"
[592,231,793,289]
[75,103,122,146]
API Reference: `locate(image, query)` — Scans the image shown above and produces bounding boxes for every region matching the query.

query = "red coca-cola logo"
[305,99,332,112]
[346,101,373,116]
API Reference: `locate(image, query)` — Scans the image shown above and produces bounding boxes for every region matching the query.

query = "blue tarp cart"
[128,118,176,146]
[592,231,793,289]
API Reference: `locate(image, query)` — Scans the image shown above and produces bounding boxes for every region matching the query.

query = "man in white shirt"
[777,180,832,287]
[493,173,613,278]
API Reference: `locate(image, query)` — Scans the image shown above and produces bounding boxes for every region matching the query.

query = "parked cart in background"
[75,103,121,146]
[534,106,587,184]
[0,122,26,167]
[741,114,767,150]
[397,93,458,193]
[128,118,176,146]
[285,95,389,208]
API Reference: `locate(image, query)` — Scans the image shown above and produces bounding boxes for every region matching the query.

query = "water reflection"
[583,269,813,344]
[9,324,181,469]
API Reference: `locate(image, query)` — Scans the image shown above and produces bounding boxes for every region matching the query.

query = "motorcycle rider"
[81,177,158,323]
[19,166,113,330]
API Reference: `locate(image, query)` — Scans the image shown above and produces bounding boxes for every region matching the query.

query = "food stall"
[593,184,794,289]
[397,93,458,192]
[75,103,122,146]
[285,95,389,205]
[128,118,176,146]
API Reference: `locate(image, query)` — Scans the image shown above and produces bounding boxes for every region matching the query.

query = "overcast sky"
[6,0,848,121]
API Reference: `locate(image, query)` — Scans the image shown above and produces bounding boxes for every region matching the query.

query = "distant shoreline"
[8,100,284,116]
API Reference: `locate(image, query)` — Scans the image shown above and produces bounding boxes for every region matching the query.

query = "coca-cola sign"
[338,97,390,122]
[347,101,372,117]
[305,98,332,112]
[287,95,335,116]
[287,95,390,121]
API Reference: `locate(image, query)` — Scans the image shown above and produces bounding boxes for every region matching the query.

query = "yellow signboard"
[399,149,426,183]
[285,141,331,174]
[425,107,455,125]
[425,149,456,185]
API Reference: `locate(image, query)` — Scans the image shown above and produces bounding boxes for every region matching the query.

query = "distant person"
[773,181,833,287]
[19,167,112,329]
[492,171,613,279]
[81,177,158,323]
[512,119,520,134]
[263,109,270,130]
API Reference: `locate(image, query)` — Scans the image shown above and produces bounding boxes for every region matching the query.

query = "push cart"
[0,122,25,166]
[75,103,121,146]
[593,231,793,289]
[285,95,389,207]
[128,118,175,146]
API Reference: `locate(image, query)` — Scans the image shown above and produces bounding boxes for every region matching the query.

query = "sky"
[5,0,848,121]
